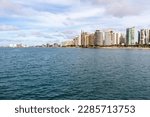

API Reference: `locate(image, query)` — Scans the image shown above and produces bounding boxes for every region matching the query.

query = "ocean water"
[0,48,150,100]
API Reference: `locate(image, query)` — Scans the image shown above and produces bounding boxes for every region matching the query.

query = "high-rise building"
[116,32,122,45]
[81,31,90,47]
[138,31,140,44]
[104,30,113,46]
[77,34,82,47]
[103,30,123,46]
[81,31,86,47]
[94,30,103,46]
[73,37,78,47]
[126,27,138,45]
[112,32,116,45]
[89,33,95,47]
[120,34,126,45]
[85,34,90,47]
[139,29,150,45]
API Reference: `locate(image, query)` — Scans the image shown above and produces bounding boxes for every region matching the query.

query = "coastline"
[95,46,150,49]
[59,45,150,49]
[0,45,150,49]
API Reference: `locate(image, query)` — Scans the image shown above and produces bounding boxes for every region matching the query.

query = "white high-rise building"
[77,34,82,46]
[104,30,113,46]
[140,29,150,44]
[112,32,122,45]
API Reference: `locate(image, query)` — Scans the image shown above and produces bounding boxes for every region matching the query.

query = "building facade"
[81,31,90,47]
[104,30,113,46]
[126,27,138,45]
[139,29,150,45]
[94,30,103,46]
[89,33,95,47]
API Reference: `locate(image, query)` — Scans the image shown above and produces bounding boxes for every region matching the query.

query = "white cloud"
[37,0,80,6]
[29,6,104,29]
[0,25,19,31]
[68,7,104,20]
[105,1,140,17]
[121,14,150,28]
[85,0,149,17]
[0,0,24,16]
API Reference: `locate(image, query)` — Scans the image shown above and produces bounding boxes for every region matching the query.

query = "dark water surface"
[0,48,150,100]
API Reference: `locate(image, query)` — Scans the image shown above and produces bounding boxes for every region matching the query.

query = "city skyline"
[61,27,150,47]
[1,0,150,46]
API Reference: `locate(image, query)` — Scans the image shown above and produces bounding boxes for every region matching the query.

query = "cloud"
[85,0,147,17]
[0,25,19,31]
[36,0,80,6]
[67,7,104,20]
[104,1,141,17]
[121,15,150,28]
[16,30,67,43]
[30,6,104,30]
[0,0,23,16]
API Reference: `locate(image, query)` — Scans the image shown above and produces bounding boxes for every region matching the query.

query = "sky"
[0,0,150,46]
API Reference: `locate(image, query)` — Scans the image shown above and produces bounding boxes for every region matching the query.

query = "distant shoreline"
[62,46,150,50]
[0,46,150,49]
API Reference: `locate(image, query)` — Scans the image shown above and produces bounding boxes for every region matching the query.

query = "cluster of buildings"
[9,44,28,48]
[7,43,60,48]
[35,43,60,48]
[62,27,150,47]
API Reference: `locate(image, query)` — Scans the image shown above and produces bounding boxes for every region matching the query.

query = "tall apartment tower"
[120,34,126,45]
[116,32,122,45]
[81,31,90,47]
[89,33,95,47]
[139,29,150,45]
[94,30,103,46]
[81,31,86,47]
[77,34,82,47]
[104,30,113,46]
[126,27,138,45]
[112,32,116,45]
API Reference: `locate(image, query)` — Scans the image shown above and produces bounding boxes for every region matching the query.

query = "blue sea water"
[0,48,150,100]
